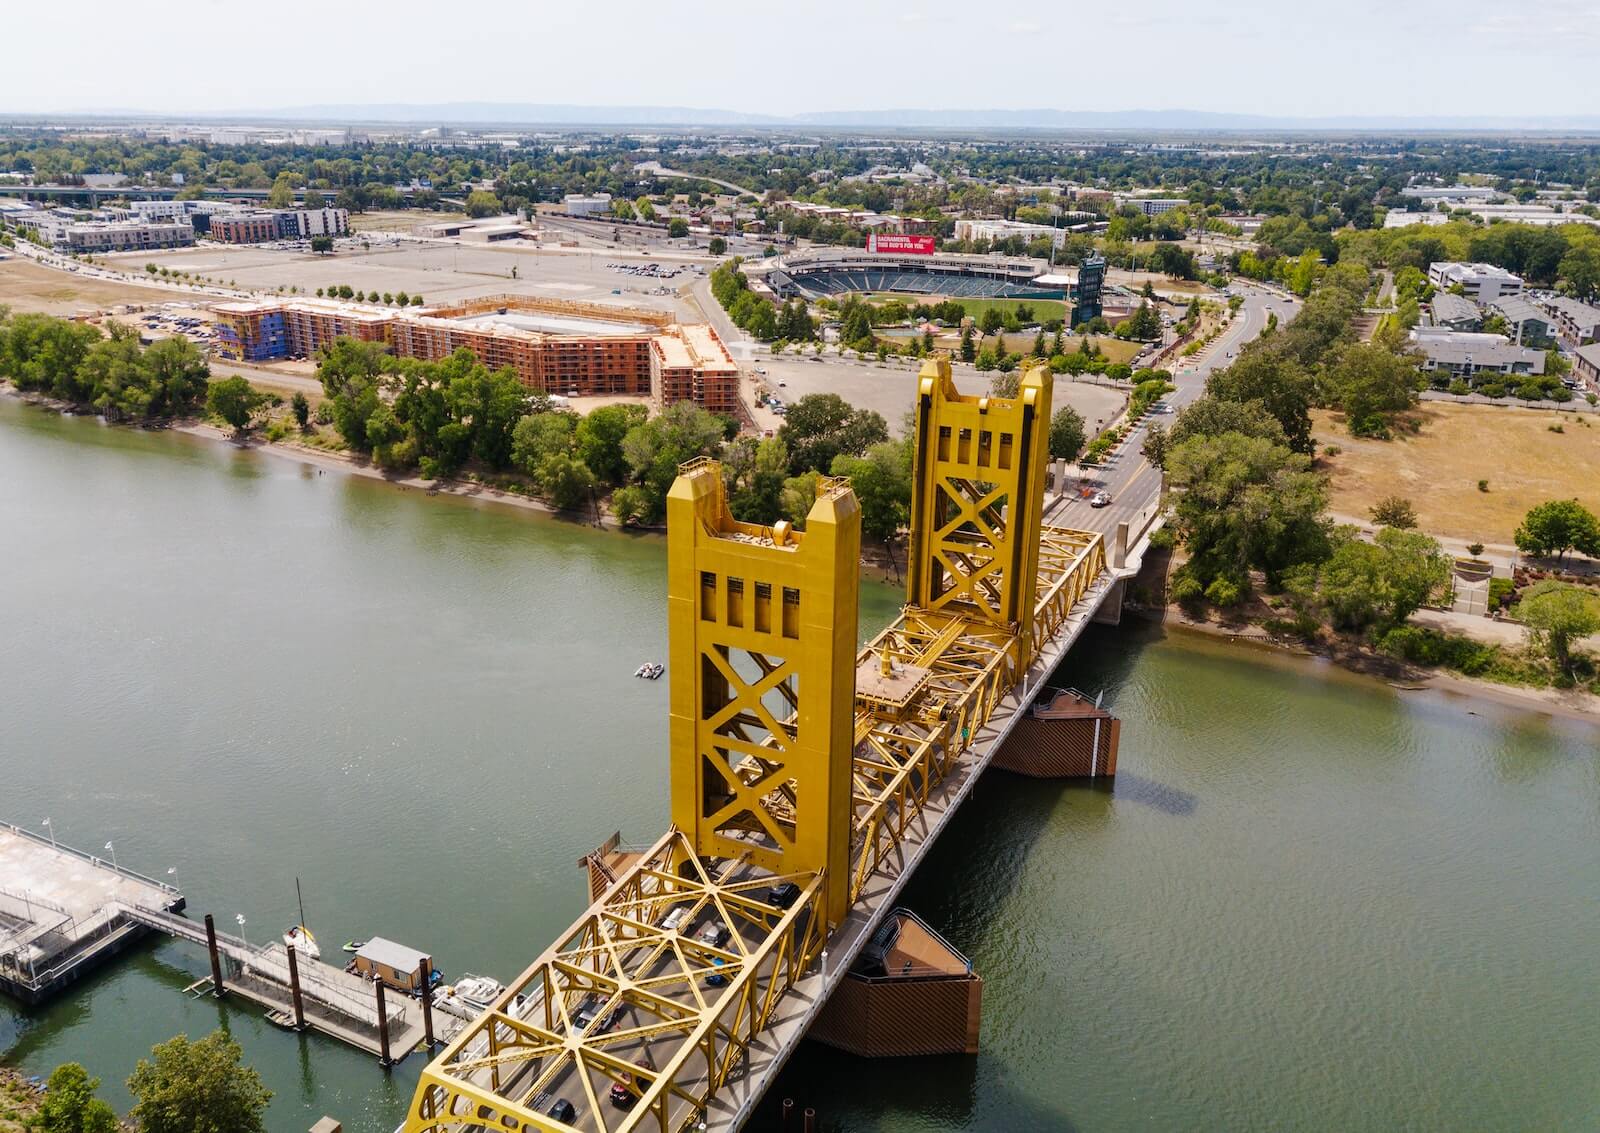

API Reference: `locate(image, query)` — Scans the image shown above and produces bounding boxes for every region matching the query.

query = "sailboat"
[283,878,322,960]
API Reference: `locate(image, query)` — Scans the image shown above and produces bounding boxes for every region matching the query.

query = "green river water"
[1,397,1596,1132]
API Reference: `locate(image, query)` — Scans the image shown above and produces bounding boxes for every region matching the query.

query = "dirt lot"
[349,208,468,233]
[0,255,174,314]
[1315,402,1600,542]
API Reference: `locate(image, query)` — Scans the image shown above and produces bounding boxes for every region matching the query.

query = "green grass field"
[855,293,1070,323]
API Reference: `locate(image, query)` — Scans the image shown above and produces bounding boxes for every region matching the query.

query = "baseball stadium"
[757,247,1106,325]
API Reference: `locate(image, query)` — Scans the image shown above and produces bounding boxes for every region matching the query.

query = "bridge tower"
[666,458,862,928]
[905,357,1054,669]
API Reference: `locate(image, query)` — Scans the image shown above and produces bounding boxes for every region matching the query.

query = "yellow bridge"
[401,359,1114,1132]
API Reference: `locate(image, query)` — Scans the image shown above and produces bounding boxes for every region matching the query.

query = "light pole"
[104,841,118,870]
[42,817,55,849]
[236,913,249,951]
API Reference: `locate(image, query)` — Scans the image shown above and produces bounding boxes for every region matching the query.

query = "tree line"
[0,309,211,420]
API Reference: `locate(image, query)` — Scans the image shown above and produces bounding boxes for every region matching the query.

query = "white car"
[1090,492,1112,508]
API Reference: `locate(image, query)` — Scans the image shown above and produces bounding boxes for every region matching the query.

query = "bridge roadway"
[402,512,1121,1133]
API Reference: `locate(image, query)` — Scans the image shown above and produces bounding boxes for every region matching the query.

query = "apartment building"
[212,295,738,412]
[1411,328,1544,380]
[1540,295,1600,347]
[1573,342,1600,391]
[1427,261,1524,304]
[56,220,195,253]
[1489,297,1556,346]
[209,208,349,244]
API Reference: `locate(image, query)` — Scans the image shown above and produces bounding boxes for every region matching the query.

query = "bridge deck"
[401,527,1110,1133]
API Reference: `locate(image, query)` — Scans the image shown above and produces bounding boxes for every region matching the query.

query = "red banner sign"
[867,234,935,255]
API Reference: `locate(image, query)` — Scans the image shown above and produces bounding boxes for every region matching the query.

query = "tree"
[1558,242,1600,301]
[1167,431,1330,589]
[291,391,310,429]
[1205,347,1316,453]
[620,401,727,522]
[634,196,656,222]
[575,403,648,485]
[1291,527,1449,632]
[831,438,913,555]
[1051,407,1088,465]
[1518,581,1600,676]
[778,393,888,475]
[978,307,1004,335]
[39,1062,118,1133]
[668,218,689,238]
[1325,342,1420,437]
[708,236,726,255]
[989,369,1020,399]
[537,452,597,511]
[266,174,295,210]
[464,190,502,218]
[1369,495,1419,529]
[302,188,325,210]
[206,376,268,434]
[126,1030,271,1133]
[1170,395,1288,448]
[511,410,576,475]
[310,234,334,255]
[1514,499,1600,561]
[959,324,976,362]
[1141,422,1170,469]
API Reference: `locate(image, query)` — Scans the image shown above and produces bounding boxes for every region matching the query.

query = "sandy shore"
[1152,606,1600,725]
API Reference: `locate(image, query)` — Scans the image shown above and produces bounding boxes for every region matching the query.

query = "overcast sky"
[5,0,1598,121]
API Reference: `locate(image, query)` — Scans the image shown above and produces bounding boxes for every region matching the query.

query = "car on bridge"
[1090,492,1112,508]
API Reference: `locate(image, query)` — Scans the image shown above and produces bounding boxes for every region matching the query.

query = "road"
[1047,284,1299,540]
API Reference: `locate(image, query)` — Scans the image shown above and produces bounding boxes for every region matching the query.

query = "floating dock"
[0,821,183,1004]
[0,821,434,1065]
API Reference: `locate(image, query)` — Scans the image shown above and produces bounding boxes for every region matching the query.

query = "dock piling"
[204,914,225,998]
[804,1107,816,1133]
[418,957,436,1049]
[781,1099,794,1130]
[286,944,306,1031]
[374,979,392,1067]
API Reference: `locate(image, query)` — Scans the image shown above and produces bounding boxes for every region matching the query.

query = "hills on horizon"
[12,102,1600,133]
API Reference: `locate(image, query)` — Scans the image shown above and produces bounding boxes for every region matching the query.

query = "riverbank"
[0,1069,41,1133]
[1151,604,1600,724]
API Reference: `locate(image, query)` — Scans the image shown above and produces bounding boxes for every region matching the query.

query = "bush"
[1322,443,1342,457]
[1466,542,1485,557]
[1147,526,1176,551]
[1170,573,1205,608]
[1448,379,1470,396]
[1488,576,1516,608]
[1204,576,1246,607]
[1478,479,1490,493]
[1377,625,1499,675]
[1478,382,1506,399]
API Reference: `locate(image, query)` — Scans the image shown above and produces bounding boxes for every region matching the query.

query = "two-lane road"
[1049,285,1299,539]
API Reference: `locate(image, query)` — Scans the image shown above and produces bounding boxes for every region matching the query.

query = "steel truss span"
[403,358,1108,1133]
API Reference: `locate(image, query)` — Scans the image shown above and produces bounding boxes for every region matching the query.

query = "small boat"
[284,924,321,961]
[452,974,505,1010]
[634,662,665,680]
[343,940,366,953]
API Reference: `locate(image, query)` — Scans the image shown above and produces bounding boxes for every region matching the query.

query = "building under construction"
[212,295,740,413]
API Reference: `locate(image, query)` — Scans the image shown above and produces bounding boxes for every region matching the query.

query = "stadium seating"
[782,267,1057,301]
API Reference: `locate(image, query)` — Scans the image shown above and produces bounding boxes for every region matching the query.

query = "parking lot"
[745,353,1128,438]
[103,239,714,321]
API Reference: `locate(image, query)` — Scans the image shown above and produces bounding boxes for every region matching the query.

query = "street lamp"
[235,913,248,951]
[104,841,118,870]
[42,818,55,849]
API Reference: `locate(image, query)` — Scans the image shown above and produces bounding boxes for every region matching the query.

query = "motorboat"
[451,974,505,1010]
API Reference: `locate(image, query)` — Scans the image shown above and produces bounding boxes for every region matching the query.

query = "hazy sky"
[5,0,1598,120]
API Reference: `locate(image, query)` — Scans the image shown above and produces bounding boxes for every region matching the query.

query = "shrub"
[1170,573,1205,608]
[1448,379,1470,396]
[1377,625,1498,675]
[1147,526,1176,550]
[1488,576,1516,608]
[1478,479,1490,493]
[1204,576,1246,607]
[1369,495,1418,529]
[1322,444,1342,457]
[1478,382,1506,398]
[1466,542,1485,557]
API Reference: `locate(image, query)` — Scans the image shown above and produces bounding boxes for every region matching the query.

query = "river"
[1,397,1596,1133]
